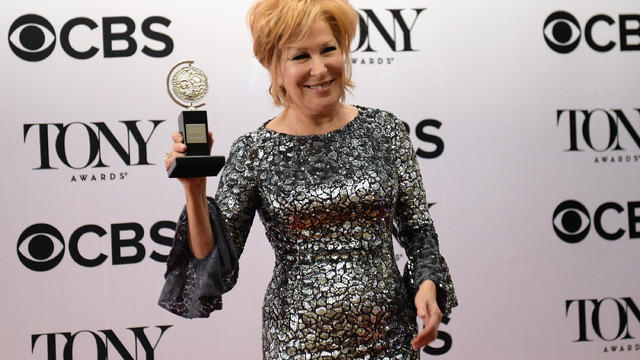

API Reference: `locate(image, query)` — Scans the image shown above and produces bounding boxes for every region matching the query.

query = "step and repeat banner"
[2,0,639,359]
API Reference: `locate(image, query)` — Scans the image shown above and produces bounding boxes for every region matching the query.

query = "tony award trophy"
[166,60,225,178]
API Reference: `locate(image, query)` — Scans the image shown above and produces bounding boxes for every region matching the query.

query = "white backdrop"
[2,0,639,359]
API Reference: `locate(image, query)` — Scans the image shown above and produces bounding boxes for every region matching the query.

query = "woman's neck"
[273,103,356,135]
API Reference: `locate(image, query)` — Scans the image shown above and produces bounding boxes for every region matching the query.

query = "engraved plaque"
[185,124,207,144]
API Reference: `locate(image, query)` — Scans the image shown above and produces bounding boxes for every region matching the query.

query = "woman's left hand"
[411,280,442,350]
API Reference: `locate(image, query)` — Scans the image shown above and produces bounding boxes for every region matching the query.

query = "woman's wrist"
[418,279,436,289]
[183,180,207,200]
[418,279,437,296]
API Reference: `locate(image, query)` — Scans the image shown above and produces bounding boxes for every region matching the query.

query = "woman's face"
[278,19,345,116]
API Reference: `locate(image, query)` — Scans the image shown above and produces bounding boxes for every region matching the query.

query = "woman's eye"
[292,53,309,60]
[323,46,337,53]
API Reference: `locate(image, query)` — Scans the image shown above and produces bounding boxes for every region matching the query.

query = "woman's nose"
[309,55,328,77]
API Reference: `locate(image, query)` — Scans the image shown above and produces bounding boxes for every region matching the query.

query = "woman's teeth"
[307,81,331,90]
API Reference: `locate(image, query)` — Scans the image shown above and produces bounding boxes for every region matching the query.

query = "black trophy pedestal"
[167,109,225,178]
[167,155,225,178]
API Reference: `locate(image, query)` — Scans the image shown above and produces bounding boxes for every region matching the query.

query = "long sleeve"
[390,115,458,320]
[158,135,260,318]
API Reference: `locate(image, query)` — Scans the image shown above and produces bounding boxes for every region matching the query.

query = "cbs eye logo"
[17,223,65,271]
[552,200,590,243]
[543,11,581,54]
[553,200,640,243]
[8,14,56,62]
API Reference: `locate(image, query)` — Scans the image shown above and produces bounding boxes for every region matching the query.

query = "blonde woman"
[160,0,457,358]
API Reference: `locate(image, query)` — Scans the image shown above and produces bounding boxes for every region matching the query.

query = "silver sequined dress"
[159,106,457,360]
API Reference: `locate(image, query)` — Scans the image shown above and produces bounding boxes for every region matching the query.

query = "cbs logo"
[552,200,640,243]
[17,221,174,271]
[8,14,172,62]
[543,11,640,53]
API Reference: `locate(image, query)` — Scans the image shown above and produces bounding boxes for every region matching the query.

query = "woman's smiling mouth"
[305,79,334,90]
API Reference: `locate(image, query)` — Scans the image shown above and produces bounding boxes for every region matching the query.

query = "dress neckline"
[260,105,363,138]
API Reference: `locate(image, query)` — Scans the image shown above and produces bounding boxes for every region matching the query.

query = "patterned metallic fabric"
[159,106,457,359]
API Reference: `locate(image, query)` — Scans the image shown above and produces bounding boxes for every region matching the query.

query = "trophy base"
[167,155,225,178]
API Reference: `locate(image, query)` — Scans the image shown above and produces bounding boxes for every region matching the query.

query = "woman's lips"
[305,79,333,91]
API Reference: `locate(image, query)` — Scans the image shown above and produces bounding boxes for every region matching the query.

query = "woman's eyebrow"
[288,41,335,52]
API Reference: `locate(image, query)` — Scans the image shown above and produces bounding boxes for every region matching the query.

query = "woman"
[159,0,457,358]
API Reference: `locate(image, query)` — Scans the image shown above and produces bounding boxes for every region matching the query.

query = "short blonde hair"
[248,0,358,106]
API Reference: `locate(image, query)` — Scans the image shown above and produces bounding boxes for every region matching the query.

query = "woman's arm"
[166,131,215,259]
[159,131,259,318]
[184,182,214,259]
[385,112,457,347]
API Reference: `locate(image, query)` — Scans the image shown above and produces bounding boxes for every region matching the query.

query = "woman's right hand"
[164,131,214,192]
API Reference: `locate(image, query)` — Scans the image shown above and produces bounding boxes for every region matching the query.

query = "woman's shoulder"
[354,105,406,133]
[226,120,281,160]
[230,120,274,146]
